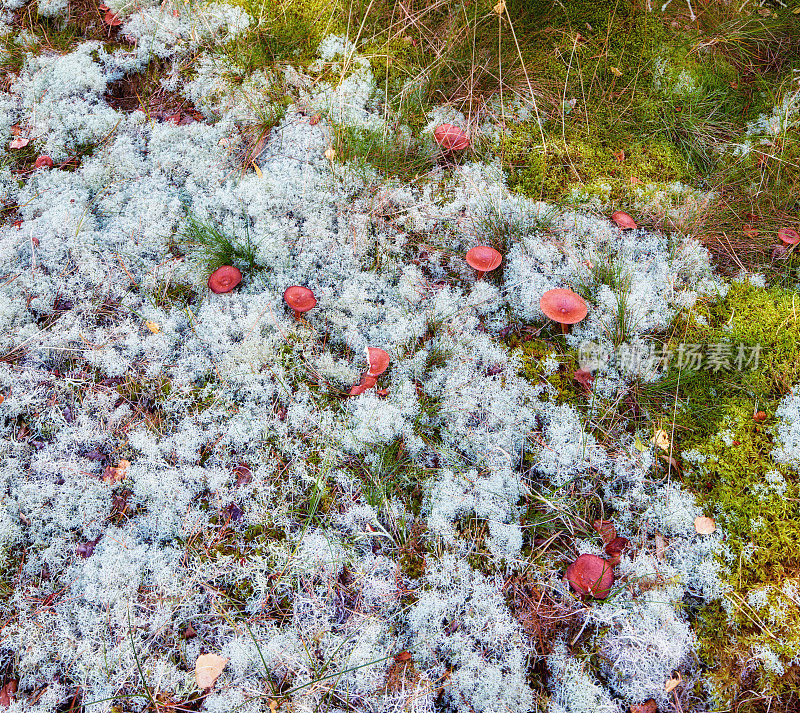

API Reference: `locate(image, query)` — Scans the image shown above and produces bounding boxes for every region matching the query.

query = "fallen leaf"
[0,680,17,708]
[753,410,766,422]
[195,653,228,689]
[612,149,625,163]
[309,114,321,125]
[102,459,130,484]
[0,394,4,405]
[609,66,622,77]
[630,176,643,186]
[9,137,30,149]
[665,672,682,692]
[268,700,278,713]
[742,224,759,238]
[183,622,197,639]
[630,700,656,713]
[233,462,252,486]
[395,650,412,662]
[145,320,160,334]
[253,162,263,178]
[104,9,123,25]
[659,454,681,473]
[10,124,21,136]
[651,428,671,452]
[593,519,616,544]
[694,516,716,535]
[493,0,505,14]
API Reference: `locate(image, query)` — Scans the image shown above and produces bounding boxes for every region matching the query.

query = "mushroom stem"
[474,270,485,280]
[560,322,569,335]
[293,310,302,322]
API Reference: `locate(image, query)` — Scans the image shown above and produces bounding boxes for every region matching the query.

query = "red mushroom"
[565,553,614,599]
[34,155,53,169]
[208,265,242,294]
[610,210,638,230]
[367,347,390,376]
[540,288,588,334]
[778,227,800,246]
[465,246,502,278]
[433,124,469,152]
[283,286,317,320]
[349,348,390,396]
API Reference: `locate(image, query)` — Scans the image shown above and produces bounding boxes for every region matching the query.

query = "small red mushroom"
[565,553,614,599]
[465,246,502,278]
[367,347,390,376]
[34,155,53,169]
[433,124,469,152]
[283,286,317,320]
[349,348,389,396]
[610,210,638,230]
[777,227,800,246]
[540,288,588,334]
[208,265,242,294]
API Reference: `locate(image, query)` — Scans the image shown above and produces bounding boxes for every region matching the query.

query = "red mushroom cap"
[366,347,390,377]
[208,265,242,294]
[465,246,502,273]
[34,155,54,169]
[433,124,470,151]
[540,288,588,325]
[610,210,638,230]
[778,227,800,245]
[283,286,317,313]
[565,553,615,599]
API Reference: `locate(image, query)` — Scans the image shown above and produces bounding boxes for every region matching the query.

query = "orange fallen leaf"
[195,653,228,689]
[9,137,30,149]
[145,320,160,334]
[102,459,130,484]
[395,650,412,662]
[694,516,716,535]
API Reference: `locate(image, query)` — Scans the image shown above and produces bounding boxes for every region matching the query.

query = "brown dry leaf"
[609,66,623,77]
[253,162,263,178]
[145,320,160,334]
[612,149,625,163]
[268,700,278,713]
[493,0,505,14]
[395,650,412,662]
[630,700,656,713]
[694,516,716,535]
[742,224,759,238]
[102,459,130,484]
[195,653,228,689]
[9,137,30,149]
[630,176,643,186]
[665,672,682,692]
[655,532,667,561]
[593,519,616,544]
[10,124,21,136]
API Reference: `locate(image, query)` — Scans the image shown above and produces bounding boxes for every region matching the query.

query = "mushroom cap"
[34,155,53,169]
[208,265,242,294]
[610,210,638,230]
[778,227,800,245]
[366,347,390,377]
[283,286,317,313]
[465,245,502,273]
[433,124,470,151]
[565,554,614,598]
[540,288,588,325]
[604,536,630,558]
